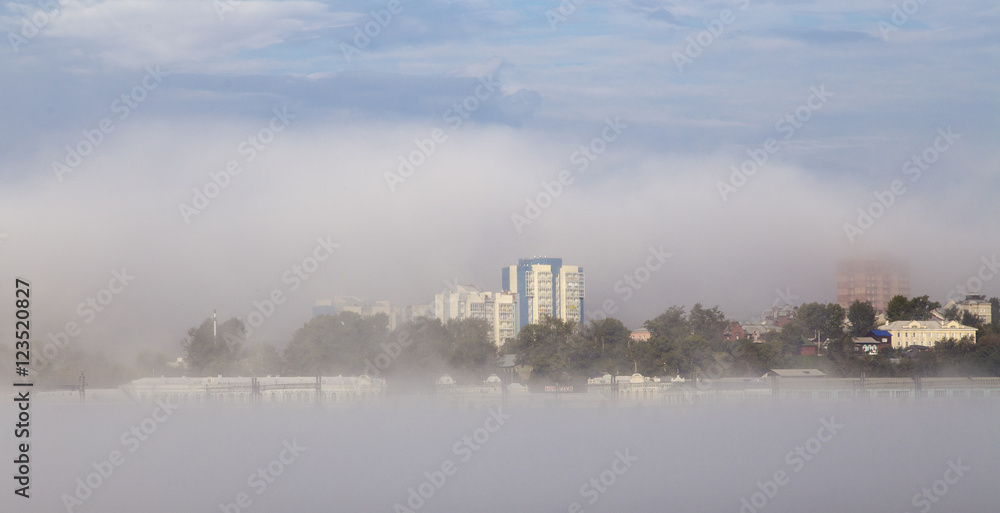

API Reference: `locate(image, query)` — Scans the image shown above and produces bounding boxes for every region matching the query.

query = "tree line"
[13,295,1000,390]
[164,295,1000,385]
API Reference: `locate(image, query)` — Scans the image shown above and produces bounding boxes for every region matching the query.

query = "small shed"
[866,329,892,344]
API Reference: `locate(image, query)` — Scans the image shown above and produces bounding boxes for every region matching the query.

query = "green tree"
[645,306,689,341]
[283,312,390,376]
[586,317,631,357]
[796,302,846,342]
[384,318,453,392]
[640,305,729,377]
[975,325,1000,375]
[670,334,715,376]
[934,338,987,376]
[885,295,910,322]
[775,319,811,357]
[887,295,940,321]
[908,295,941,320]
[181,317,246,376]
[847,300,877,337]
[506,316,584,384]
[581,317,633,375]
[960,311,983,328]
[731,339,784,376]
[688,303,729,348]
[444,318,498,382]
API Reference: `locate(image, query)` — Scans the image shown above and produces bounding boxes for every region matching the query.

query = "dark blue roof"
[869,330,892,337]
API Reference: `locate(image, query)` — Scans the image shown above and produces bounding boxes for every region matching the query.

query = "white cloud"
[0,0,998,355]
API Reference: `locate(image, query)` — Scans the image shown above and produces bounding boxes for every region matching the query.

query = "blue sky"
[1,0,998,355]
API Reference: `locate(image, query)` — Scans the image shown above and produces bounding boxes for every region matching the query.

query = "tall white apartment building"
[501,257,585,333]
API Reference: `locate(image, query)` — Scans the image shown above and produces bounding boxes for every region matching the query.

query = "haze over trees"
[282,312,391,376]
[180,317,247,376]
[22,295,1000,391]
[380,317,497,392]
[277,313,498,391]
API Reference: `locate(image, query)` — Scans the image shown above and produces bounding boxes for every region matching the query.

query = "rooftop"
[880,320,975,330]
[765,369,827,378]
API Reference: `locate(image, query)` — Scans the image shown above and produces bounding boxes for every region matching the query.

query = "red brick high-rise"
[836,258,910,312]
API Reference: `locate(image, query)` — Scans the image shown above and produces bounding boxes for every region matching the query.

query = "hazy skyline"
[2,0,998,359]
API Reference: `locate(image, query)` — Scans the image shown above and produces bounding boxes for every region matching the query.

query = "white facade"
[435,285,517,347]
[558,265,585,323]
[880,320,978,348]
[515,263,585,325]
[435,284,487,322]
[489,292,517,347]
[502,258,585,334]
[523,265,553,323]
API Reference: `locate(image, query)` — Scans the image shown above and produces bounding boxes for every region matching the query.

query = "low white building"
[880,320,977,348]
[120,375,385,404]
